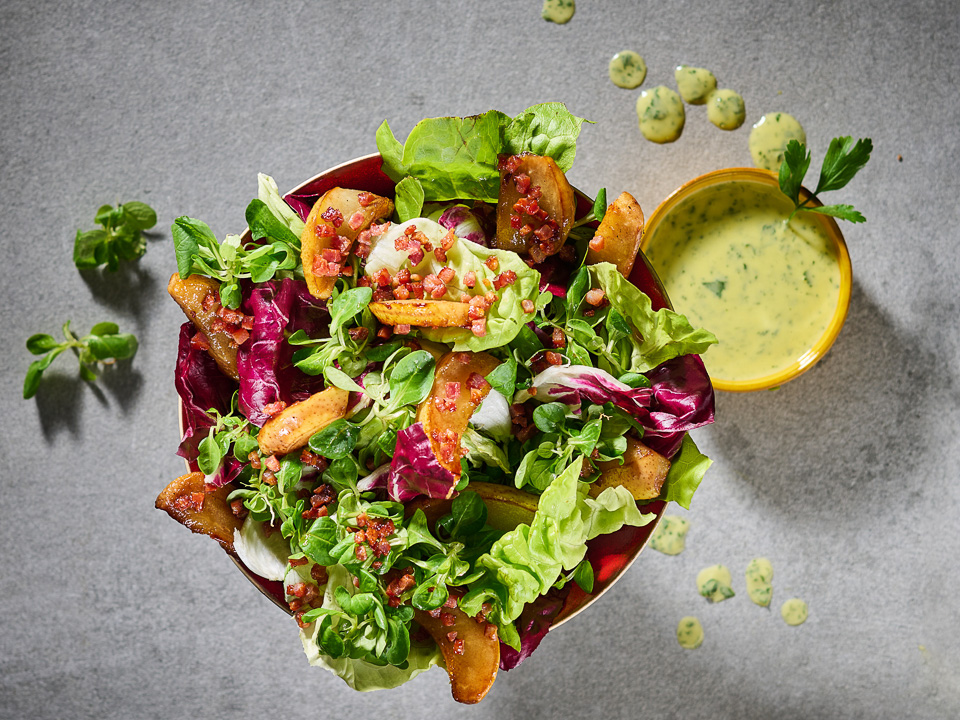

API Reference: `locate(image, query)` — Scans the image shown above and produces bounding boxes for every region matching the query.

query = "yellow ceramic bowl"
[640,167,852,392]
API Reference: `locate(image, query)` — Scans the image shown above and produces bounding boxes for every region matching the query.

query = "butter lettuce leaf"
[591,263,718,373]
[299,564,441,691]
[658,433,712,510]
[503,102,588,173]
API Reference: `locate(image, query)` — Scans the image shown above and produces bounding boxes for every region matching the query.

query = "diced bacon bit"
[173,492,205,512]
[357,275,372,288]
[485,255,500,272]
[444,594,458,608]
[441,228,457,250]
[484,624,498,640]
[289,556,309,567]
[377,326,393,339]
[206,300,254,346]
[348,210,365,231]
[467,372,488,390]
[434,246,447,263]
[355,544,368,561]
[312,255,342,277]
[428,607,443,619]
[471,318,487,337]
[314,223,336,239]
[521,299,536,314]
[588,233,605,252]
[248,451,262,470]
[463,270,477,288]
[229,324,249,345]
[509,214,523,230]
[438,266,456,284]
[190,332,210,351]
[264,454,281,473]
[262,470,277,486]
[545,351,563,366]
[457,352,472,364]
[262,400,287,419]
[385,567,417,599]
[394,285,411,300]
[519,223,534,237]
[396,268,411,284]
[320,207,344,228]
[453,638,465,655]
[498,154,523,174]
[514,172,531,195]
[394,324,411,335]
[445,381,462,399]
[468,295,489,321]
[437,429,461,466]
[484,291,498,305]
[357,191,375,207]
[230,499,248,519]
[300,449,328,471]
[374,268,392,287]
[584,288,607,306]
[460,292,471,303]
[408,246,425,266]
[241,316,254,331]
[492,270,517,290]
[441,612,456,627]
[372,287,396,302]
[552,327,566,349]
[201,291,218,312]
[434,397,457,413]
[311,564,328,585]
[423,273,447,299]
[348,327,370,343]
[446,631,458,642]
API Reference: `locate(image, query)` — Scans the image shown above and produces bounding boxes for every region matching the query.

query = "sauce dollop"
[750,113,806,171]
[745,557,774,606]
[697,564,735,602]
[676,616,704,649]
[636,86,685,143]
[650,515,690,555]
[674,65,717,104]
[542,0,575,23]
[609,51,647,89]
[645,179,842,384]
[706,89,745,130]
[780,598,808,625]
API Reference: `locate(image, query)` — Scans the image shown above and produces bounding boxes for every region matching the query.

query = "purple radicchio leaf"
[641,354,715,458]
[175,322,237,460]
[386,422,457,502]
[356,463,391,494]
[528,364,654,416]
[531,255,571,298]
[436,205,488,246]
[207,455,244,489]
[499,590,565,671]
[237,279,327,427]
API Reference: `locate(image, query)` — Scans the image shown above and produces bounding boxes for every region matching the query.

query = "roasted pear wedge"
[414,606,499,704]
[585,191,645,278]
[591,437,670,501]
[167,273,240,380]
[369,299,470,329]
[405,481,539,531]
[155,472,240,553]
[257,386,350,456]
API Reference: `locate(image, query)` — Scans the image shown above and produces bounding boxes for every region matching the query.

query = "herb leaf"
[780,136,871,223]
[815,136,873,195]
[73,201,157,271]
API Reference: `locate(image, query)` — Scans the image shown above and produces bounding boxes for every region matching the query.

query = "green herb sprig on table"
[23,321,138,399]
[74,201,157,271]
[780,136,872,223]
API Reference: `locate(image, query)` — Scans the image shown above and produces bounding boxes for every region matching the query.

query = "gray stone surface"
[1,0,957,718]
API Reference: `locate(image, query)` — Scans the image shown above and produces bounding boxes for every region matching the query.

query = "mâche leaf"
[74,200,157,271]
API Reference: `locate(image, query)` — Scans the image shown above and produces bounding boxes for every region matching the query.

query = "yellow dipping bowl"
[641,167,852,392]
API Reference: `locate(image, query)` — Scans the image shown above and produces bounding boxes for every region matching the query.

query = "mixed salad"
[158,103,716,703]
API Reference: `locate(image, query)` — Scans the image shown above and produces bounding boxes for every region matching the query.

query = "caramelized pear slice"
[585,191,646,277]
[414,606,499,704]
[495,153,575,256]
[417,351,499,475]
[301,187,393,299]
[155,472,240,552]
[167,273,239,380]
[257,386,350,456]
[369,300,470,329]
[405,481,538,532]
[591,437,670,501]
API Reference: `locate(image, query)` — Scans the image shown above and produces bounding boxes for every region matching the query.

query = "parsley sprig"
[24,321,138,398]
[74,201,157,271]
[780,136,872,223]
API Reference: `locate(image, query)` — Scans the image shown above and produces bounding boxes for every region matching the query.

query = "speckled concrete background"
[1,1,957,718]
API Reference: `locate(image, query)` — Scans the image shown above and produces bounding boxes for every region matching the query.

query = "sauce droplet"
[609,51,647,89]
[541,0,575,24]
[706,89,745,130]
[676,616,704,649]
[650,515,690,555]
[745,557,774,607]
[780,598,808,625]
[697,564,735,602]
[674,65,717,104]
[636,86,685,143]
[749,113,806,171]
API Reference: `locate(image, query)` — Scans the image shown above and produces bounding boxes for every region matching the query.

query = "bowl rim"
[179,153,670,630]
[640,166,853,393]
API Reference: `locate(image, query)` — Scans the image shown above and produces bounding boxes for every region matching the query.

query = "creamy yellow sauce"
[609,51,647,89]
[697,564,735,602]
[542,0,575,23]
[750,113,806,171]
[745,557,774,606]
[780,598,808,625]
[706,89,745,130]
[645,180,841,382]
[636,86,685,143]
[674,65,716,104]
[676,616,704,649]
[650,515,690,555]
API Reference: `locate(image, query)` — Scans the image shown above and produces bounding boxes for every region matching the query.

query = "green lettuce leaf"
[473,460,653,632]
[591,263,718,372]
[257,173,305,237]
[503,102,588,173]
[658,433,712,510]
[299,564,441,691]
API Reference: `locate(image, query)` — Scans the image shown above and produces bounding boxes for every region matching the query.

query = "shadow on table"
[78,261,159,321]
[702,278,958,513]
[34,362,144,441]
